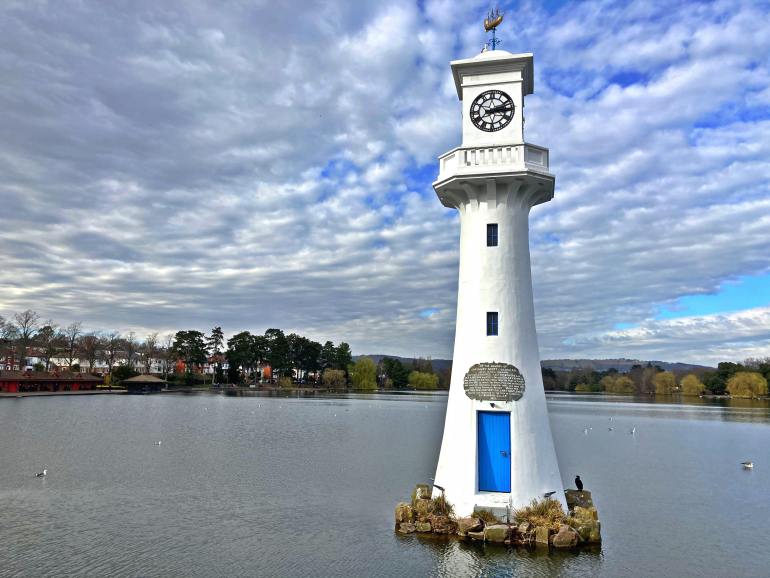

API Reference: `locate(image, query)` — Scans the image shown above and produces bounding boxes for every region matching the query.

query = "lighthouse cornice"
[433,174,554,211]
[450,51,534,100]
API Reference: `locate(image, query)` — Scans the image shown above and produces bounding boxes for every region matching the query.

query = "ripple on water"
[1,393,769,577]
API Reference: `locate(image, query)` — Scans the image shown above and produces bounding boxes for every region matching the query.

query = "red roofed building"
[0,371,103,393]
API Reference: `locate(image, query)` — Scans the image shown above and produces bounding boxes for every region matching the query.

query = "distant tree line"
[4,308,766,396]
[373,356,445,391]
[0,309,176,377]
[0,309,353,388]
[313,355,448,392]
[223,328,352,386]
[542,358,770,399]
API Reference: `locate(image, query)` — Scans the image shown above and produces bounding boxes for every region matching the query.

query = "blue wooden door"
[477,411,511,492]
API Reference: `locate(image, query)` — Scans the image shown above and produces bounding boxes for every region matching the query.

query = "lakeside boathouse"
[0,371,102,394]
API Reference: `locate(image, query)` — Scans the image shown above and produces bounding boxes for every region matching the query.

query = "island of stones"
[395,28,602,551]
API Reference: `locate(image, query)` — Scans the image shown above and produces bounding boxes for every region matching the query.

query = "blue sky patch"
[657,273,770,320]
[608,70,648,88]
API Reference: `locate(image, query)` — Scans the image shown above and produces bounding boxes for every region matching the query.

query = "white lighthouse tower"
[431,43,565,516]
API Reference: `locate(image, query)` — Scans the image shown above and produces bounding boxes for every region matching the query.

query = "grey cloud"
[1,0,769,365]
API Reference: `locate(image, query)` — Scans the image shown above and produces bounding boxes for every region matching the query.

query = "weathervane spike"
[483,7,504,51]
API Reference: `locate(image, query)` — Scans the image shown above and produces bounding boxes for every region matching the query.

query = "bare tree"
[62,322,82,369]
[124,331,138,370]
[79,333,101,373]
[100,331,122,373]
[142,332,159,374]
[13,309,40,368]
[161,333,175,380]
[0,316,16,367]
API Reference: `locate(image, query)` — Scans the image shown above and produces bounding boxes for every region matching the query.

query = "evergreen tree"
[226,331,253,381]
[382,357,409,388]
[335,342,352,371]
[172,330,207,375]
[265,328,290,378]
[206,326,225,383]
[319,341,336,371]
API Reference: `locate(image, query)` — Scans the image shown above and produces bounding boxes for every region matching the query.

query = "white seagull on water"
[35,468,47,477]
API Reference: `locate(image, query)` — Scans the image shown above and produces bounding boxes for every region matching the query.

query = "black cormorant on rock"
[575,475,583,491]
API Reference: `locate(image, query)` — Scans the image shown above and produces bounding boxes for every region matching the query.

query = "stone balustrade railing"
[436,143,550,182]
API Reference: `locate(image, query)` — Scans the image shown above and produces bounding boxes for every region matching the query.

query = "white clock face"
[470,90,515,132]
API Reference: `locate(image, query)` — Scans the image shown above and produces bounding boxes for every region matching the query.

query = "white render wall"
[432,178,565,517]
[432,50,565,517]
[452,51,533,149]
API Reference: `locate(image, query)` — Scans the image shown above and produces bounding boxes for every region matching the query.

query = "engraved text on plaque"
[463,362,525,401]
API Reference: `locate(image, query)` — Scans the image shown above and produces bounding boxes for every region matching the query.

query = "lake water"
[1,392,769,577]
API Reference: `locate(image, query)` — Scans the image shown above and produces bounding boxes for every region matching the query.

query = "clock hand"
[486,103,514,115]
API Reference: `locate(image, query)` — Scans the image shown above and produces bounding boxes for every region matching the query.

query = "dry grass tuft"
[431,494,454,517]
[474,509,501,524]
[513,498,566,531]
[564,515,580,529]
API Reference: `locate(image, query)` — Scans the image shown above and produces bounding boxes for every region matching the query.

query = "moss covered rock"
[429,514,456,534]
[565,490,594,510]
[573,506,598,521]
[395,502,414,525]
[483,524,510,543]
[415,521,432,533]
[567,501,602,544]
[414,498,432,518]
[456,517,483,536]
[552,524,580,549]
[535,526,550,545]
[574,520,601,543]
[412,484,432,503]
[398,522,416,534]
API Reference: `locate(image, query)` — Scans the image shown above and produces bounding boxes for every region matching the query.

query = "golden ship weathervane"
[483,7,504,51]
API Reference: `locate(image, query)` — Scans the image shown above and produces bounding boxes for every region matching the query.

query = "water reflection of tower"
[431,19,565,516]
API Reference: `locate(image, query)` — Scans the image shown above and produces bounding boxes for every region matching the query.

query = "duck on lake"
[741,461,753,469]
[35,468,47,477]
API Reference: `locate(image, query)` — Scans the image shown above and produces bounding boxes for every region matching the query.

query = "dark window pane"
[487,224,498,247]
[486,312,498,336]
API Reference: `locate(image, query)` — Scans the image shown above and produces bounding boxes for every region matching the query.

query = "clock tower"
[431,48,565,516]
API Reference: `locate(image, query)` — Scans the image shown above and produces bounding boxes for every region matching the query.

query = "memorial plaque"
[463,362,525,402]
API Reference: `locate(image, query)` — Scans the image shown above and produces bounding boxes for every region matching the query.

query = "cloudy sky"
[1,0,769,365]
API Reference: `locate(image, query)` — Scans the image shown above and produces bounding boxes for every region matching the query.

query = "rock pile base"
[395,486,602,552]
